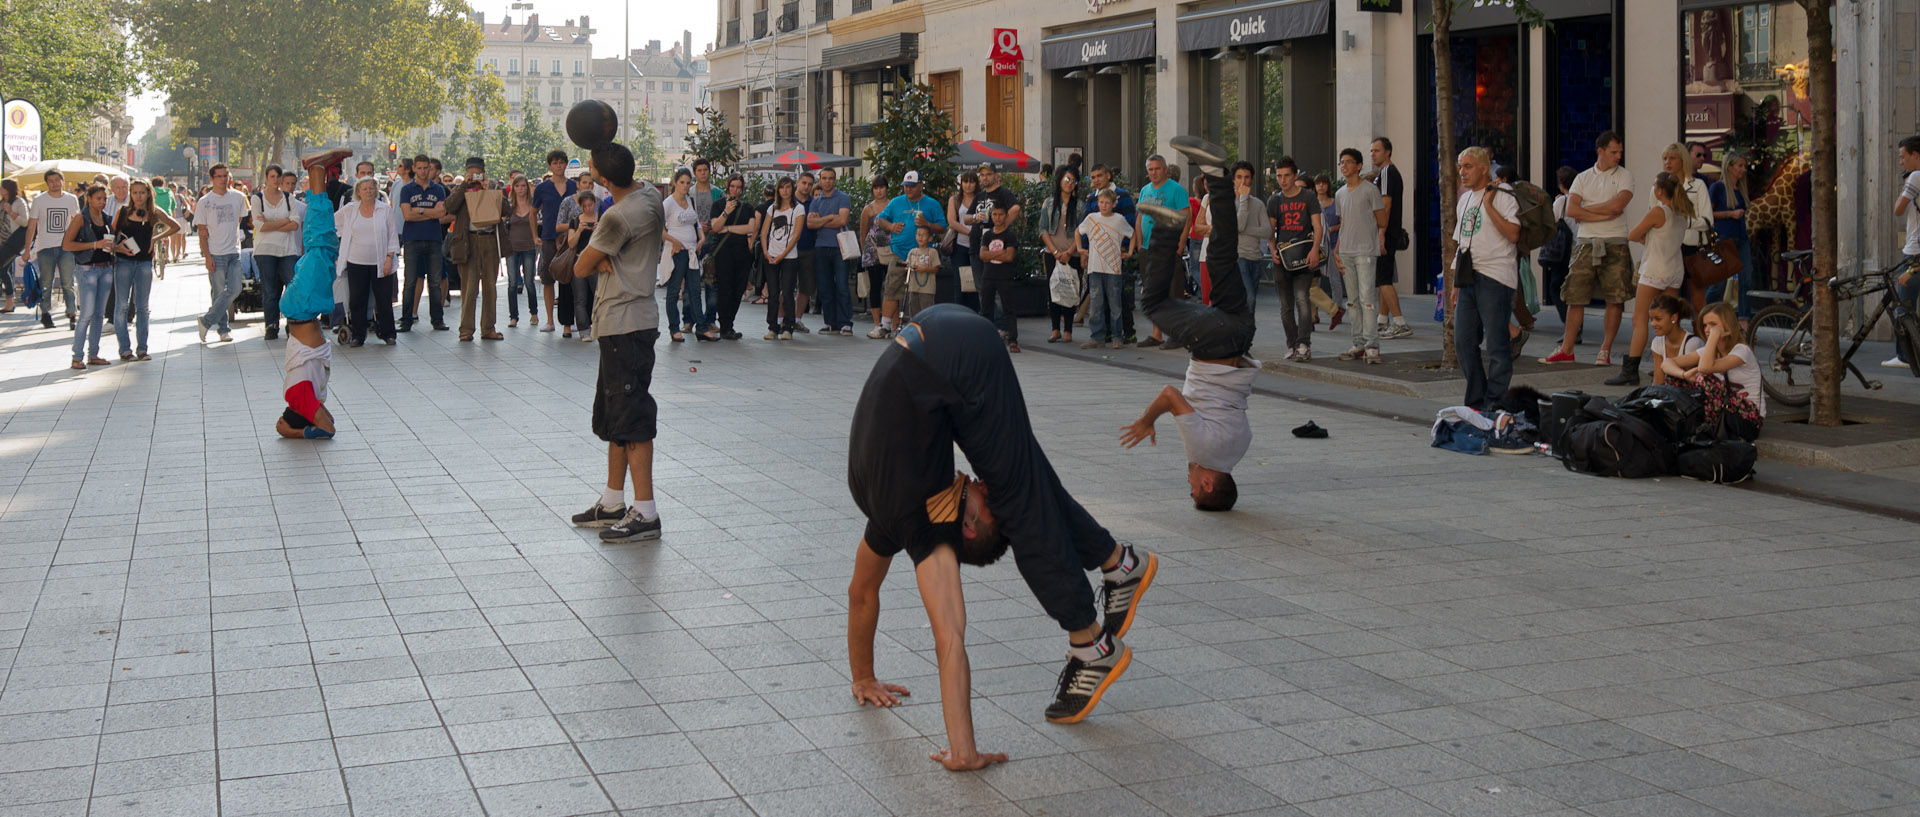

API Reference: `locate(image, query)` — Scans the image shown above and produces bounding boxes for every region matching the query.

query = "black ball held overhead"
[566,99,620,150]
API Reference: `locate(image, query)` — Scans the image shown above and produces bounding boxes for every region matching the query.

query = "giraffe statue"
[1747,149,1809,234]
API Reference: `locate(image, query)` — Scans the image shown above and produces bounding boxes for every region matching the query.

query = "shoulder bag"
[1683,230,1742,290]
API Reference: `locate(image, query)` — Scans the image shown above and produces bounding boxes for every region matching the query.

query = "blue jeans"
[1456,275,1515,410]
[256,254,299,331]
[72,264,113,360]
[1704,236,1755,318]
[112,259,154,356]
[1088,272,1124,342]
[504,248,539,321]
[664,250,706,332]
[1185,238,1205,296]
[35,247,76,318]
[814,245,851,330]
[1896,254,1919,363]
[201,253,244,333]
[1236,258,1261,314]
[401,240,445,327]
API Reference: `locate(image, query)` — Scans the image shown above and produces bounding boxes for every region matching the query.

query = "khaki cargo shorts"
[884,257,910,302]
[1561,240,1633,304]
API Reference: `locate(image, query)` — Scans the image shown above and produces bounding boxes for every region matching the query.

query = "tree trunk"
[1803,0,1841,425]
[1434,1,1458,368]
[272,128,287,171]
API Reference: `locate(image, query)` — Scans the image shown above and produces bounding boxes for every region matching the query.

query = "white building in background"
[591,31,712,177]
[415,12,597,159]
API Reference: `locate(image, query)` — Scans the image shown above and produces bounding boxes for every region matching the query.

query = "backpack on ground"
[1614,384,1705,443]
[1559,397,1675,478]
[1676,440,1757,484]
[1507,180,1557,254]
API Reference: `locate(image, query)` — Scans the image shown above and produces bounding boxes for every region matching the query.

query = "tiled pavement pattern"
[2,261,1918,817]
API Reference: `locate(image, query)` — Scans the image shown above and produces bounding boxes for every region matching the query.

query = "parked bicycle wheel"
[1751,304,1813,407]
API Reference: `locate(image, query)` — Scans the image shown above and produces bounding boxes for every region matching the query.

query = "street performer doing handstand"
[1124,136,1262,512]
[274,148,352,440]
[844,303,1158,771]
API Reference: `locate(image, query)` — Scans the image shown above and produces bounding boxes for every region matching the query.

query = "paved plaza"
[2,261,1918,817]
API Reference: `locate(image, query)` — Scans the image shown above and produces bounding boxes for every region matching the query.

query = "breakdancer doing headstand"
[1122,136,1261,512]
[844,303,1158,770]
[274,149,352,440]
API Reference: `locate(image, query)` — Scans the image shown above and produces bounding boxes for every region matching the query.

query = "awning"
[1176,0,1328,52]
[1040,21,1156,70]
[823,33,918,71]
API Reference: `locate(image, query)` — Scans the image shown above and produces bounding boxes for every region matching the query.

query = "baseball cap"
[902,170,921,186]
[974,162,995,172]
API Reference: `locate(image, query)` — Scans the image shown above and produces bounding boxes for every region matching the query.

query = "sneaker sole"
[573,518,622,529]
[1044,645,1132,725]
[1108,552,1158,639]
[601,527,662,543]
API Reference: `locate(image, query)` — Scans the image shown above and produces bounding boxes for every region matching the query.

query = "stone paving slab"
[2,259,1919,816]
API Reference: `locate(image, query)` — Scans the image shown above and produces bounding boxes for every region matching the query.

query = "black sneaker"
[1044,634,1131,724]
[601,507,662,543]
[1170,135,1230,179]
[571,503,625,528]
[1101,545,1158,639]
[1137,202,1188,234]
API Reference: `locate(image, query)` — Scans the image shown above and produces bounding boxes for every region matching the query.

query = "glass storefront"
[1417,28,1524,294]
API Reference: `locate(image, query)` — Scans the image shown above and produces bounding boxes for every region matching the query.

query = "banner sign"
[3,100,43,165]
[991,29,1024,76]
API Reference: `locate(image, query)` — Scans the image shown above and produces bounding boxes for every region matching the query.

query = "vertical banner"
[991,29,1024,76]
[3,100,43,165]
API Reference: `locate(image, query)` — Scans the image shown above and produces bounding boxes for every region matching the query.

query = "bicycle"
[1748,257,1920,407]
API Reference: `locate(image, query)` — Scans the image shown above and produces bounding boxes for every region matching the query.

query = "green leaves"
[861,83,957,201]
[0,0,143,157]
[687,106,741,174]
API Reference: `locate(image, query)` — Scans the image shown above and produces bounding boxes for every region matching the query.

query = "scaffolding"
[741,0,812,156]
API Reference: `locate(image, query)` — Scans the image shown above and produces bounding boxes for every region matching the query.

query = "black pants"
[1121,264,1138,340]
[765,256,799,331]
[911,304,1117,632]
[977,276,1018,343]
[1140,173,1255,360]
[346,262,396,342]
[714,252,751,333]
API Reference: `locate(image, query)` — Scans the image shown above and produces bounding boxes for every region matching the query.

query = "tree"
[135,120,196,178]
[862,83,957,201]
[1432,0,1547,368]
[445,120,469,165]
[1799,0,1840,425]
[687,106,741,174]
[0,0,143,158]
[628,109,666,183]
[134,0,503,168]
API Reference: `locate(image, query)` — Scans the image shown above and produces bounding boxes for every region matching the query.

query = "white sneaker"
[1594,350,1612,366]
[1365,347,1382,365]
[579,332,593,342]
[197,318,209,343]
[764,331,778,340]
[1338,347,1364,361]
[780,331,793,340]
[867,326,891,339]
[1382,324,1414,340]
[1882,356,1908,369]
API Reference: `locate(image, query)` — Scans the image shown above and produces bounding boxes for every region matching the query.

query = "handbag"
[1277,239,1315,273]
[1048,261,1084,307]
[550,245,578,283]
[957,263,976,293]
[20,260,38,310]
[857,268,871,299]
[1387,225,1410,253]
[835,228,860,259]
[1684,233,1743,290]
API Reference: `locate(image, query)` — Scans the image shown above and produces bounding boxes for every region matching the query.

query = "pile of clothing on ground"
[1432,384,1758,484]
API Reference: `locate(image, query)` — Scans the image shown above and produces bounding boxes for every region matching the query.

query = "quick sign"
[992,29,1024,76]
[1040,24,1155,69]
[3,100,43,165]
[1228,15,1267,42]
[1176,0,1329,52]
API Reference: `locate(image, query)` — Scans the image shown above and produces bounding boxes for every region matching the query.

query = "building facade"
[709,0,1916,294]
[594,32,712,176]
[415,12,597,158]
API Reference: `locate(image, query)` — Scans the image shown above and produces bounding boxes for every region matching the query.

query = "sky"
[130,0,719,139]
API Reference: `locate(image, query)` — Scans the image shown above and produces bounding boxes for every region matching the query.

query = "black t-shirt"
[710,195,754,262]
[971,186,1017,246]
[1265,189,1320,246]
[848,344,965,564]
[977,226,1018,281]
[1374,163,1403,229]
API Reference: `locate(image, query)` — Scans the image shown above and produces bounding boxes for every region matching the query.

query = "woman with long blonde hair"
[1708,151,1753,321]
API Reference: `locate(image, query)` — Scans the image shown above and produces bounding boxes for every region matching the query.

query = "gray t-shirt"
[1334,181,1384,256]
[1176,359,1259,473]
[588,185,664,337]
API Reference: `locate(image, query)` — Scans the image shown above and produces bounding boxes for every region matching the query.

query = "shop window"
[1737,5,1771,82]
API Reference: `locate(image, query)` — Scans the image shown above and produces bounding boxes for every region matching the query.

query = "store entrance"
[1416,27,1526,295]
[986,72,1023,149]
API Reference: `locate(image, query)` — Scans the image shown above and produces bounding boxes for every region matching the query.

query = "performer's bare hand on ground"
[851,678,910,707]
[929,747,1008,771]
[1119,418,1157,448]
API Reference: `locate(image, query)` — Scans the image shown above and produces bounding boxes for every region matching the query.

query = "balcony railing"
[815,0,833,22]
[753,10,767,39]
[778,9,798,32]
[725,20,740,45]
[852,0,871,14]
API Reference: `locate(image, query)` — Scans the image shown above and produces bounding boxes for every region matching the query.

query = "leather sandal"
[481,332,504,340]
[459,334,473,342]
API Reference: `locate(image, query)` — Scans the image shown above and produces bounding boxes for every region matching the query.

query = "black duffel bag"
[1615,384,1705,443]
[1559,397,1676,479]
[1676,440,1757,484]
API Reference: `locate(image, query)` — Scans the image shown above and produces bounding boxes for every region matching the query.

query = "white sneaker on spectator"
[1882,356,1908,369]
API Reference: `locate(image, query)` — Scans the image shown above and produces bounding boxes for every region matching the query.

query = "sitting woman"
[1646,294,1702,387]
[1660,302,1764,441]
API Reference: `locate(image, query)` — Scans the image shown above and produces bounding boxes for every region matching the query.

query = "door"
[931,71,962,141]
[986,72,1022,150]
